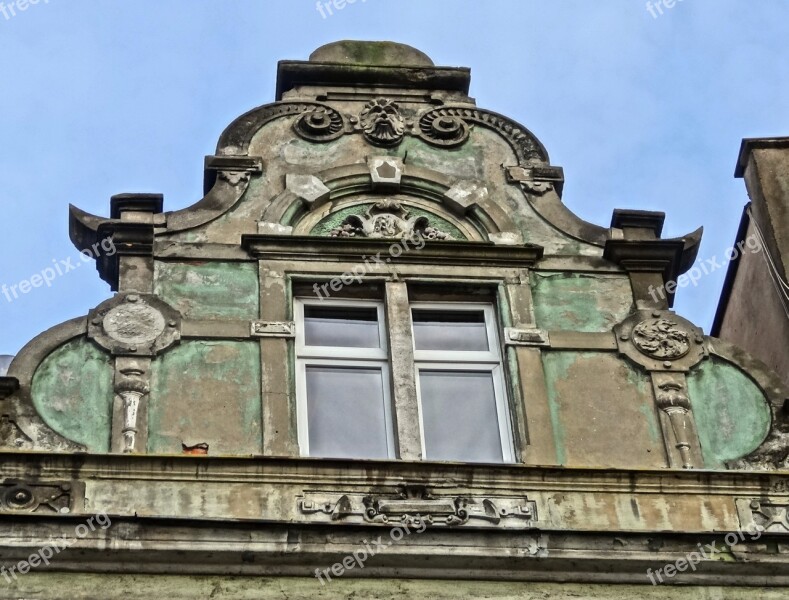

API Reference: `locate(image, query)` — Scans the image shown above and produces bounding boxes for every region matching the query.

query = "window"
[295,299,395,459]
[412,303,514,463]
[294,295,514,464]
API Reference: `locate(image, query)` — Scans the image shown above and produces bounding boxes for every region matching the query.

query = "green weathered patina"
[531,272,633,333]
[31,339,113,452]
[154,261,259,320]
[687,357,771,468]
[310,202,465,239]
[148,341,262,455]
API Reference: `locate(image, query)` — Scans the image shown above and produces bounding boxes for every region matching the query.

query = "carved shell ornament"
[329,200,452,240]
[632,318,691,360]
[359,98,406,146]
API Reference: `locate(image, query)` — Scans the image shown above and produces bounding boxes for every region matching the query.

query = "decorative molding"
[655,380,695,469]
[505,328,550,347]
[88,294,182,357]
[369,156,404,191]
[218,101,342,153]
[298,484,538,529]
[251,321,296,338]
[358,98,406,147]
[738,498,789,533]
[329,200,452,240]
[505,165,565,196]
[0,481,79,514]
[114,365,150,454]
[416,106,548,163]
[204,156,263,192]
[242,234,543,268]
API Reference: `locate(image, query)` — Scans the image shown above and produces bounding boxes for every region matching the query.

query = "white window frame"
[294,298,395,458]
[411,301,515,463]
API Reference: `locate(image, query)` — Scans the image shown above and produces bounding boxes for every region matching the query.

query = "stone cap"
[735,136,789,177]
[276,40,471,100]
[309,40,434,67]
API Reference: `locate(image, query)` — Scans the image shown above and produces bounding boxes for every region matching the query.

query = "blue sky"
[0,0,787,355]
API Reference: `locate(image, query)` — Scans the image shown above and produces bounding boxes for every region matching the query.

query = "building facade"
[1,41,788,599]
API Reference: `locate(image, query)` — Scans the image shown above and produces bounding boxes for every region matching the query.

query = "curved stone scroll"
[0,318,90,452]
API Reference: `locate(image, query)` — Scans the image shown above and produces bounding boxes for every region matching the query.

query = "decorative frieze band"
[298,484,538,529]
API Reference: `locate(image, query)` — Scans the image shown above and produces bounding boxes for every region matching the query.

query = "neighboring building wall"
[716,218,789,384]
[714,138,789,387]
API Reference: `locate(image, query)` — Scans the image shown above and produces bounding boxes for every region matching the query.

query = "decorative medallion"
[329,200,451,240]
[632,318,691,360]
[614,310,706,372]
[359,98,406,147]
[103,303,166,347]
[419,108,471,148]
[88,294,182,356]
[294,107,345,142]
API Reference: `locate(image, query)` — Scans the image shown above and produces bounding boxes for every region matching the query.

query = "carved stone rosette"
[294,106,345,142]
[615,310,706,372]
[329,200,452,240]
[419,108,471,148]
[298,484,538,529]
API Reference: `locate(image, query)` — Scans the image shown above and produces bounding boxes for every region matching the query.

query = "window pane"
[412,309,489,352]
[306,366,390,459]
[419,370,504,463]
[304,305,380,348]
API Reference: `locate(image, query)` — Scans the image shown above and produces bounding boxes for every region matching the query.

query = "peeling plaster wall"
[531,272,634,332]
[154,261,259,320]
[148,341,262,454]
[542,351,664,468]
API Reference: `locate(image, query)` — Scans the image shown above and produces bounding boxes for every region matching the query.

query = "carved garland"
[329,200,452,240]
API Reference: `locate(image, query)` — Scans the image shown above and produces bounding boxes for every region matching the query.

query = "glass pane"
[412,308,489,352]
[419,370,504,463]
[306,366,390,459]
[304,305,380,348]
